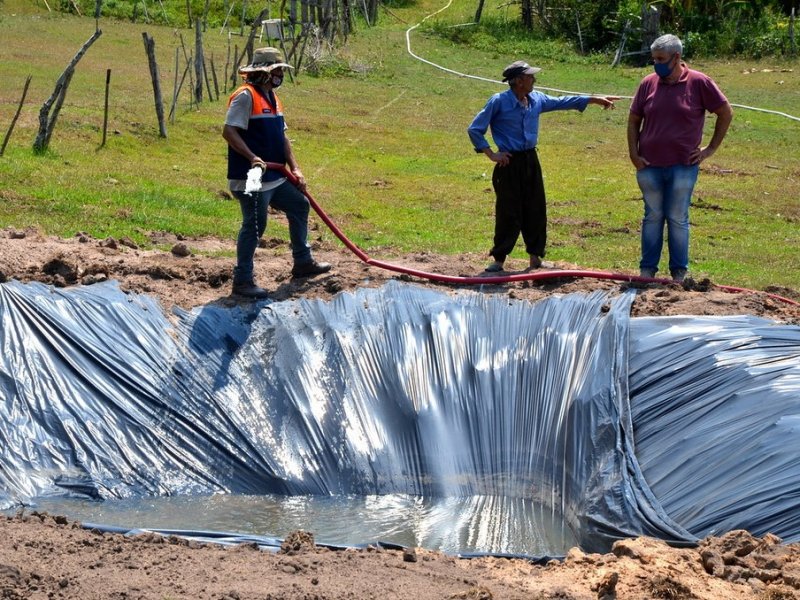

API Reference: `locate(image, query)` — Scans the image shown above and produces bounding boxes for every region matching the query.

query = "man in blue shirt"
[468,61,618,272]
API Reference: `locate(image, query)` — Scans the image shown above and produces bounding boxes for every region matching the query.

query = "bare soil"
[2,226,800,599]
[3,512,800,599]
[1,225,798,323]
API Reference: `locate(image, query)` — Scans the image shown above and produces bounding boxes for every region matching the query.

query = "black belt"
[510,147,537,157]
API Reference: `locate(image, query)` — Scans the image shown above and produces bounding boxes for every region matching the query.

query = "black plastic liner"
[2,280,799,553]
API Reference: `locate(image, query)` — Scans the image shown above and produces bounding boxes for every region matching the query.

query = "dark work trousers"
[490,148,547,262]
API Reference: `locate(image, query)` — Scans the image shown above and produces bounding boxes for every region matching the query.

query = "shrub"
[685,6,789,58]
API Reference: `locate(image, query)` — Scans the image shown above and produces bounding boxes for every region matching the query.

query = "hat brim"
[238,61,293,74]
[502,66,541,82]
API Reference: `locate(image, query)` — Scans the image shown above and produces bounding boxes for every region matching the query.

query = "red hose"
[265,163,800,307]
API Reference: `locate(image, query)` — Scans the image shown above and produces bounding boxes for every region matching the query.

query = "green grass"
[1,0,798,290]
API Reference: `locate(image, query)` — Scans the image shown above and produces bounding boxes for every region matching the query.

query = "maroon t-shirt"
[630,65,728,167]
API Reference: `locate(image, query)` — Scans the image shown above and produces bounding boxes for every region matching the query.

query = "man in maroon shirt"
[627,34,733,282]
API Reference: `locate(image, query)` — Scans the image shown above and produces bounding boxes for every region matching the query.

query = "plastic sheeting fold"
[1,280,799,553]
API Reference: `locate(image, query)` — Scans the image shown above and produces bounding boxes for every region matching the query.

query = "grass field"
[0,0,798,289]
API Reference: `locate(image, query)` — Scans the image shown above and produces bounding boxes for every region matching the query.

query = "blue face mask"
[653,55,676,78]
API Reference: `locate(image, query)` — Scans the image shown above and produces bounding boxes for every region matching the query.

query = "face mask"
[270,74,283,88]
[653,55,675,78]
[249,73,270,86]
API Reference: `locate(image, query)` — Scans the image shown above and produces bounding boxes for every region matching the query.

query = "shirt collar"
[659,62,689,85]
[507,89,532,108]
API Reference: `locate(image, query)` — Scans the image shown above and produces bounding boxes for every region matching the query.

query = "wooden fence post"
[100,68,111,147]
[230,45,240,89]
[203,60,213,101]
[170,61,191,121]
[240,0,249,36]
[575,8,584,54]
[142,32,167,137]
[34,29,102,153]
[194,18,204,103]
[224,33,231,93]
[611,19,630,67]
[171,47,179,123]
[474,0,485,23]
[242,7,270,67]
[210,54,220,100]
[1,75,32,157]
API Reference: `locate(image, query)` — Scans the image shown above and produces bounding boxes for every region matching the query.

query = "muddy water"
[15,493,577,556]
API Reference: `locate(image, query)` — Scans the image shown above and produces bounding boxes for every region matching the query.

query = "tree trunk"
[367,0,378,26]
[202,0,210,31]
[520,0,532,31]
[142,31,167,138]
[640,3,660,65]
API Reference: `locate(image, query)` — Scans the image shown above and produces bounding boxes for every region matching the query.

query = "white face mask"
[270,74,283,88]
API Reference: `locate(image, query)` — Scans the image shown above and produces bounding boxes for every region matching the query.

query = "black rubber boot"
[232,281,269,299]
[291,261,332,278]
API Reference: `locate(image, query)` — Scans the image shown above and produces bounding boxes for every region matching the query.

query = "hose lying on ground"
[265,163,799,307]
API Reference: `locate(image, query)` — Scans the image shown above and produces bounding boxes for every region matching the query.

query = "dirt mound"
[1,228,798,324]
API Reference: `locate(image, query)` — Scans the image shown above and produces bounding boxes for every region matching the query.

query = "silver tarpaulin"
[1,280,798,553]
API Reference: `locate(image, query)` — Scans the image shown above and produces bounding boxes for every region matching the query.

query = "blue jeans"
[636,164,699,274]
[232,181,312,285]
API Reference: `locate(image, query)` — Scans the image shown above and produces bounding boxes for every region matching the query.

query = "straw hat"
[238,47,293,74]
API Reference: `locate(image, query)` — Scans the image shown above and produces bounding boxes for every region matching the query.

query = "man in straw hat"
[223,47,331,299]
[468,60,618,273]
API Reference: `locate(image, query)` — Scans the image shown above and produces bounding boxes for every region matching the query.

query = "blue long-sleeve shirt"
[468,89,590,153]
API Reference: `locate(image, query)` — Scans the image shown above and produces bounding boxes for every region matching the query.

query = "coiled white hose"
[405,1,800,122]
